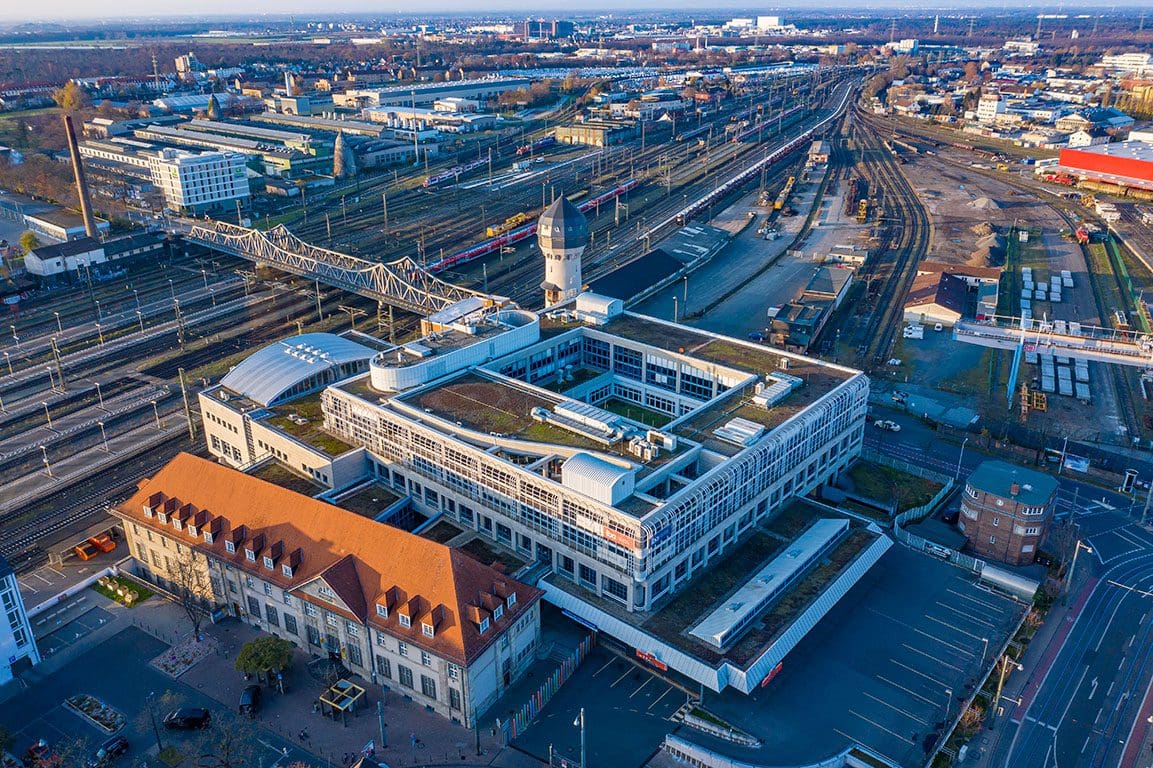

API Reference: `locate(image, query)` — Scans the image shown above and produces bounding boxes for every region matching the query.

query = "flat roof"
[1064,139,1153,162]
[966,460,1058,506]
[689,518,848,648]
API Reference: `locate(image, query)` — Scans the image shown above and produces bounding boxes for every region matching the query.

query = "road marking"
[592,658,615,677]
[1096,599,1126,652]
[1055,666,1090,735]
[861,691,929,726]
[1089,677,1098,700]
[889,658,949,689]
[933,600,999,629]
[848,709,916,745]
[629,676,653,699]
[611,667,632,688]
[911,626,975,657]
[900,643,964,673]
[876,674,937,706]
[648,685,675,712]
[945,587,1003,612]
[925,613,986,642]
[1114,528,1147,549]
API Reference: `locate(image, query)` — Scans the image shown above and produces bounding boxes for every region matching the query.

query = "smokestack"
[63,114,99,240]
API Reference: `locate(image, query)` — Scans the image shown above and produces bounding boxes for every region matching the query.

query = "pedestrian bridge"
[953,316,1153,368]
[185,221,500,316]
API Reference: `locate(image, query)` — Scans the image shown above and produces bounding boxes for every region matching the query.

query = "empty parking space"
[512,648,685,768]
[696,546,1024,768]
[1087,520,1153,564]
[35,606,113,658]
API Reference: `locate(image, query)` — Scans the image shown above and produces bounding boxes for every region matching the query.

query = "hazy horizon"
[2,0,1151,25]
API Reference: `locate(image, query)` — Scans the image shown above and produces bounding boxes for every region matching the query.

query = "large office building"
[113,453,542,727]
[148,149,250,214]
[0,555,39,685]
[199,295,880,692]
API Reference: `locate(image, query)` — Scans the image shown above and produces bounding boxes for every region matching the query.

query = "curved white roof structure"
[221,333,376,407]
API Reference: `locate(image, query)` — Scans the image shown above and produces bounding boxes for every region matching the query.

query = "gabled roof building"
[112,453,542,726]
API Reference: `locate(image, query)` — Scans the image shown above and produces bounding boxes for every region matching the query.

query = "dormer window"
[281,563,294,578]
[204,531,214,544]
[422,622,434,638]
[493,604,503,621]
[479,618,490,634]
[375,604,388,618]
[398,614,411,628]
[172,518,182,530]
[263,556,275,570]
[245,549,256,562]
[187,524,197,537]
[507,592,517,608]
[225,541,236,554]
[157,512,168,524]
[143,506,154,518]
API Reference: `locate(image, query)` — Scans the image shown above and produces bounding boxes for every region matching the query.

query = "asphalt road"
[995,519,1153,768]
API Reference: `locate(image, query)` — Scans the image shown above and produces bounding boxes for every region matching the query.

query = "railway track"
[844,109,932,368]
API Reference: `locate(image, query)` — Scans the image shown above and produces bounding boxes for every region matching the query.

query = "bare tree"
[167,555,213,641]
[193,714,263,768]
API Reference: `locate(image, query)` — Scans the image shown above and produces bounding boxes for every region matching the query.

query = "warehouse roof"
[221,333,376,407]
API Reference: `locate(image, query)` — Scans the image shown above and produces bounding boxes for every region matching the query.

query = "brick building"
[113,453,542,727]
[958,460,1057,565]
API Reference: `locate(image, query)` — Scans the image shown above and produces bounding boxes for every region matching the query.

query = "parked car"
[873,419,902,433]
[22,741,60,768]
[86,736,129,768]
[163,708,211,730]
[238,685,262,717]
[746,331,766,342]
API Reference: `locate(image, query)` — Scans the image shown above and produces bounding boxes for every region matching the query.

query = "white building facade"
[149,149,250,214]
[0,557,39,685]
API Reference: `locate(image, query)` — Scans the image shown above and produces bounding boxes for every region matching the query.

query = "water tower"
[538,196,589,306]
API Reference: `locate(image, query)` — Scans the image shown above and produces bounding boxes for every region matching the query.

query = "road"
[864,406,1153,768]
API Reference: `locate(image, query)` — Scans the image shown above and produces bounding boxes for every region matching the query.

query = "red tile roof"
[115,453,541,665]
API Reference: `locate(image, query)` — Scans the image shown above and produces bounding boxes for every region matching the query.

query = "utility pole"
[377,701,388,749]
[315,278,323,322]
[178,367,196,440]
[382,190,389,230]
[50,337,66,391]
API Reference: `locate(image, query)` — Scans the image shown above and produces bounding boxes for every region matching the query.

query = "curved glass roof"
[221,333,376,407]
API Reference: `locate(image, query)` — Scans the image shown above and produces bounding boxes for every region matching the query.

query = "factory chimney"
[62,114,99,240]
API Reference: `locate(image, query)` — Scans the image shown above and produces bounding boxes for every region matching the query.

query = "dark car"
[747,331,766,342]
[86,735,129,768]
[238,684,262,717]
[163,708,211,730]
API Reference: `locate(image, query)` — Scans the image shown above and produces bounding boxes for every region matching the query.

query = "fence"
[499,633,595,744]
[862,449,988,574]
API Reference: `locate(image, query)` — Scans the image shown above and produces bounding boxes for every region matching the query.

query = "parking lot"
[696,545,1024,768]
[512,647,686,768]
[35,604,113,657]
[1079,510,1153,566]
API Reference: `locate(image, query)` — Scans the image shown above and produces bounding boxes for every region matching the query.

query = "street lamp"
[1057,435,1070,475]
[1064,540,1093,601]
[573,707,586,768]
[41,401,53,430]
[10,325,19,347]
[94,380,106,411]
[147,692,163,752]
[980,637,989,667]
[955,437,969,481]
[97,421,109,452]
[53,311,62,335]
[3,351,11,376]
[151,400,162,431]
[94,299,101,322]
[989,655,1024,730]
[136,309,145,334]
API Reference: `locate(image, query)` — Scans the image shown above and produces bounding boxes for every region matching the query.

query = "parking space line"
[1114,528,1146,549]
[877,675,937,707]
[592,658,616,677]
[900,644,965,673]
[18,580,39,594]
[925,613,986,643]
[648,685,675,712]
[849,709,916,745]
[946,588,1003,612]
[889,660,950,692]
[629,676,653,699]
[611,667,632,688]
[47,567,64,578]
[934,601,1000,629]
[912,626,975,657]
[862,691,929,726]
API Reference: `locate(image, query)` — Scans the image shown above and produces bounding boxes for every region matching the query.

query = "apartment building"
[114,453,541,726]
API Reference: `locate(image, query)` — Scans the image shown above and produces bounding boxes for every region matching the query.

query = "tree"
[235,635,294,680]
[206,94,222,120]
[52,81,90,113]
[957,704,985,736]
[0,724,12,754]
[168,556,213,640]
[19,230,40,255]
[193,715,261,768]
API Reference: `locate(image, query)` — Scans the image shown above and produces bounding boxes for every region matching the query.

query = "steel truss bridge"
[185,222,498,315]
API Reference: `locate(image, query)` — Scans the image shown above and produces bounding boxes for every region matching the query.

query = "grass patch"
[847,461,943,512]
[643,532,785,641]
[689,707,732,729]
[600,398,672,428]
[158,746,184,767]
[92,575,154,607]
[458,537,525,572]
[335,484,402,518]
[249,461,322,495]
[422,519,464,544]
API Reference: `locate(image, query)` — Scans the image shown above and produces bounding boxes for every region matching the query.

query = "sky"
[4,0,1149,23]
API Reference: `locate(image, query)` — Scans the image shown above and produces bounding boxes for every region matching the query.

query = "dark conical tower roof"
[537,196,589,252]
